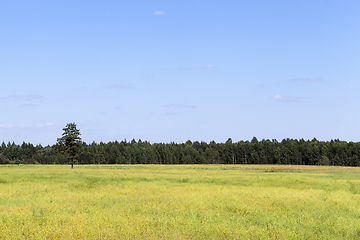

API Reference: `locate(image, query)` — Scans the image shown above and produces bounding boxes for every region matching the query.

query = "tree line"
[1,137,360,166]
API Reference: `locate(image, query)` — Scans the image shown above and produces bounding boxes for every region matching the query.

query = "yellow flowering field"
[0,164,360,239]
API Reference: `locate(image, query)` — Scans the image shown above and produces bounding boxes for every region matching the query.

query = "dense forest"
[1,137,360,166]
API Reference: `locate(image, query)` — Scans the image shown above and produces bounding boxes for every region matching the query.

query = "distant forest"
[0,137,360,166]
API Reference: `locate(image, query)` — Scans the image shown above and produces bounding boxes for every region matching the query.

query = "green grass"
[0,164,360,239]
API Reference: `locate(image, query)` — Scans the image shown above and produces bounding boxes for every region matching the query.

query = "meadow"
[0,164,360,239]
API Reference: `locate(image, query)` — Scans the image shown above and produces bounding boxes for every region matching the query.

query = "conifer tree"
[57,123,81,169]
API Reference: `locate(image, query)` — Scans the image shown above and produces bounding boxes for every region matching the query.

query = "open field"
[0,165,360,239]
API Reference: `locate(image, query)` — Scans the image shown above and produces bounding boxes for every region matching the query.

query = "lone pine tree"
[57,123,81,169]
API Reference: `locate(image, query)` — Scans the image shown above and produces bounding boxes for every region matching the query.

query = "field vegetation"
[1,164,360,239]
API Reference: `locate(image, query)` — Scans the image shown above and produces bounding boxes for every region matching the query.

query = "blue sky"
[1,0,359,145]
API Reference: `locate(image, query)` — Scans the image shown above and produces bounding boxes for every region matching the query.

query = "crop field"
[0,165,360,239]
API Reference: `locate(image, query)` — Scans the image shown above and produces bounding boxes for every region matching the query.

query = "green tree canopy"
[57,123,81,169]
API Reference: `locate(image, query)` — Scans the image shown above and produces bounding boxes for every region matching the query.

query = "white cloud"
[9,95,42,100]
[272,94,304,102]
[166,112,177,116]
[153,10,166,15]
[290,78,321,82]
[18,104,40,108]
[0,123,55,129]
[104,84,132,89]
[164,104,197,108]
[0,124,14,128]
[203,65,215,71]
[10,95,41,99]
[178,67,193,71]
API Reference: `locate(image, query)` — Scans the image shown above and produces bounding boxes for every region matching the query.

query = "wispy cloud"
[273,94,283,99]
[0,123,54,129]
[166,111,177,116]
[203,65,215,71]
[0,124,14,128]
[18,104,40,108]
[9,95,42,100]
[161,66,215,71]
[164,103,197,108]
[104,84,132,89]
[290,78,321,83]
[272,94,304,102]
[35,123,55,127]
[153,10,166,15]
[178,67,193,71]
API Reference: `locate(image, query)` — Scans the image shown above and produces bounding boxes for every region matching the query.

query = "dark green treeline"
[0,137,359,166]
